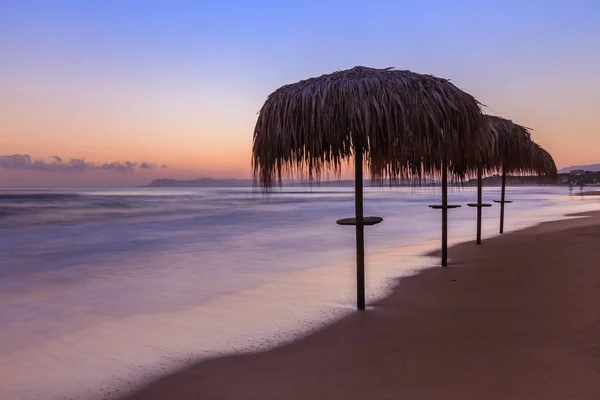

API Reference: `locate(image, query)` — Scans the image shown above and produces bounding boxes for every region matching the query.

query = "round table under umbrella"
[252,66,484,309]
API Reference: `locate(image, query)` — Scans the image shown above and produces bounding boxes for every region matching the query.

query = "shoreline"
[120,210,600,400]
[580,190,600,196]
[2,190,597,399]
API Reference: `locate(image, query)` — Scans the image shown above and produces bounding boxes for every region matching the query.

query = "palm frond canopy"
[531,142,558,180]
[252,66,484,187]
[485,115,534,174]
[484,115,558,179]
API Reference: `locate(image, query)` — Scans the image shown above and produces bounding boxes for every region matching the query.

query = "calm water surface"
[0,186,598,399]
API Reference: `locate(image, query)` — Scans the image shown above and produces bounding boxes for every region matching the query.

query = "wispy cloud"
[101,161,138,172]
[0,155,167,173]
[139,162,155,169]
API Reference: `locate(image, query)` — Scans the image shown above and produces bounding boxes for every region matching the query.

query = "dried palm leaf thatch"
[530,142,558,180]
[485,115,535,174]
[252,66,485,188]
[484,115,558,179]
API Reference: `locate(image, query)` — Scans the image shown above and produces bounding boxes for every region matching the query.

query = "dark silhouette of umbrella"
[468,116,557,240]
[252,66,484,309]
[530,142,558,182]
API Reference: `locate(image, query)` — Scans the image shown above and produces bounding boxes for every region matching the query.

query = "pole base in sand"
[468,202,492,245]
[337,215,383,310]
[429,205,460,267]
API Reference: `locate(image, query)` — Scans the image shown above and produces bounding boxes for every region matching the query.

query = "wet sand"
[581,190,600,196]
[121,211,600,400]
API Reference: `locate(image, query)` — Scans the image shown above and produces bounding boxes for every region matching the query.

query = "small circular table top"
[466,203,493,208]
[493,200,514,204]
[428,205,462,210]
[336,216,384,226]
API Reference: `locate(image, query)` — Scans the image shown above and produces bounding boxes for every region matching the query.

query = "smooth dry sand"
[121,211,600,400]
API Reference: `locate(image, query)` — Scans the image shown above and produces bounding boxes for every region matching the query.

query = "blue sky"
[1,0,599,186]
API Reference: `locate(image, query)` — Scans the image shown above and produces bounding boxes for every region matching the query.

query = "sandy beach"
[581,190,600,196]
[121,211,600,400]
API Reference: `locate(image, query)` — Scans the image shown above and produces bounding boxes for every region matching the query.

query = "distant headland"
[143,177,551,188]
[145,169,599,188]
[558,164,600,173]
[145,178,254,187]
[144,178,367,187]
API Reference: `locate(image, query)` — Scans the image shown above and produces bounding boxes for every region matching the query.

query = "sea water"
[0,186,598,399]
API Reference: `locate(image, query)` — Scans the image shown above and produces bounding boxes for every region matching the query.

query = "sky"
[1,0,599,187]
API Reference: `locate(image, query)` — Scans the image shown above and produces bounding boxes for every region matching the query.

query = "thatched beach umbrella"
[495,138,557,233]
[483,116,535,235]
[530,143,558,181]
[472,116,557,236]
[467,115,534,241]
[253,66,483,309]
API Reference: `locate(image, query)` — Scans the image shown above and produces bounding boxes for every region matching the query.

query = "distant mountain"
[558,164,600,173]
[465,175,556,186]
[144,178,425,188]
[146,178,254,187]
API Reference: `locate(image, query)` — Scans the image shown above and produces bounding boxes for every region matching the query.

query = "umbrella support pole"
[467,166,492,244]
[336,148,383,311]
[354,148,366,310]
[428,157,461,267]
[441,160,448,266]
[476,168,482,244]
[499,169,506,233]
[492,169,512,233]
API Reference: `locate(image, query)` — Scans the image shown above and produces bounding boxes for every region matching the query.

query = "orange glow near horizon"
[2,77,599,186]
[1,1,599,187]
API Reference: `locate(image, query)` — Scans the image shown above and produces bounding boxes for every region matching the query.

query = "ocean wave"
[0,193,81,202]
